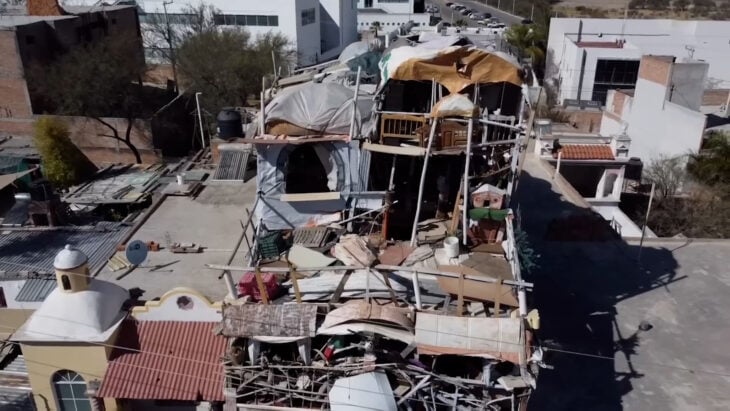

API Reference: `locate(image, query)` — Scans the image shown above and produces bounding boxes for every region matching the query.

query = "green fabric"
[468,207,509,221]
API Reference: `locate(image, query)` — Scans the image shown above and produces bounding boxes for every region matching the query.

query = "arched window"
[53,370,92,411]
[61,275,71,291]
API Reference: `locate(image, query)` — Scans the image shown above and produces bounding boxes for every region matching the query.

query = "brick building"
[0,0,175,164]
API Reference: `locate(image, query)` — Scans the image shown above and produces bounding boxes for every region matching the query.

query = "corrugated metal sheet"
[213,150,248,181]
[0,346,32,411]
[98,321,226,402]
[15,277,56,302]
[0,222,129,274]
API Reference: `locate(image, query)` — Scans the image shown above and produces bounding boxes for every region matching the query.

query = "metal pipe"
[397,375,431,405]
[410,119,439,247]
[637,182,656,264]
[195,92,205,148]
[411,271,422,309]
[462,118,474,244]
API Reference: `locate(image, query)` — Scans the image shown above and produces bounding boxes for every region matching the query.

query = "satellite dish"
[125,240,148,266]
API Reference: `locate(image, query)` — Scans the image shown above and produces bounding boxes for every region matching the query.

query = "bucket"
[176,174,184,185]
[443,236,460,258]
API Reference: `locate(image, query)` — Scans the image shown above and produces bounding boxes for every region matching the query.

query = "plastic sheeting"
[254,140,365,230]
[265,83,372,136]
[430,94,479,118]
[379,45,523,93]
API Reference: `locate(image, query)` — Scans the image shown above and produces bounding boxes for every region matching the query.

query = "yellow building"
[11,245,129,411]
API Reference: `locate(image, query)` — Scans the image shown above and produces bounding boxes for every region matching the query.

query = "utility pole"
[531,4,535,20]
[637,182,656,264]
[162,0,179,94]
[195,92,205,149]
[512,0,516,14]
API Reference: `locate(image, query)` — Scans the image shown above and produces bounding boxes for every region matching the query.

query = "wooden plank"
[457,272,464,317]
[377,269,398,304]
[450,179,464,236]
[290,264,302,304]
[280,192,340,202]
[329,270,352,304]
[362,142,426,157]
[254,268,270,304]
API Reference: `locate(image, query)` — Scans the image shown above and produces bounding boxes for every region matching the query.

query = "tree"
[454,18,468,28]
[643,155,688,201]
[176,29,292,113]
[141,3,219,82]
[33,117,97,188]
[504,23,547,67]
[688,132,730,187]
[28,35,149,163]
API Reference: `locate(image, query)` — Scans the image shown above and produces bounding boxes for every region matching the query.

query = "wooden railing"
[380,113,427,141]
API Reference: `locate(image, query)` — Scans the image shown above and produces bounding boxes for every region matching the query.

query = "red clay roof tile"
[98,321,226,402]
[557,144,615,160]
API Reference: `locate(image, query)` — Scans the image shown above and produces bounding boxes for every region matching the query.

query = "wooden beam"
[329,270,352,304]
[254,267,269,304]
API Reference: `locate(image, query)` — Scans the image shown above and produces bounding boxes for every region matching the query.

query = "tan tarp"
[0,168,35,191]
[388,47,522,93]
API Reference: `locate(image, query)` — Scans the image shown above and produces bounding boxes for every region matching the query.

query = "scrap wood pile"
[217,301,538,410]
[218,223,539,409]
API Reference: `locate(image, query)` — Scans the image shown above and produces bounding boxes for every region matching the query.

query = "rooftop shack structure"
[202,40,540,410]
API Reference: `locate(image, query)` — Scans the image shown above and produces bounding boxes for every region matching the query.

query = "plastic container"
[443,236,460,258]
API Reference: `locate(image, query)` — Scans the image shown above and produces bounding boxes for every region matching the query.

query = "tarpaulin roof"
[265,83,372,136]
[379,46,523,93]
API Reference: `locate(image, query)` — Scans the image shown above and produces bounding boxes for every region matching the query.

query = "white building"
[70,0,358,67]
[600,55,708,164]
[356,0,430,32]
[546,18,730,106]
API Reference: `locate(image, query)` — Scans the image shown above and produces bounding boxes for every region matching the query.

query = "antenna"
[685,45,695,60]
[620,1,628,42]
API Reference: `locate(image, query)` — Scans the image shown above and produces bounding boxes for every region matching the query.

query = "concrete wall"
[295,0,322,65]
[0,29,33,120]
[357,12,429,31]
[547,18,730,105]
[0,280,44,309]
[61,116,159,165]
[624,78,706,163]
[319,0,358,60]
[141,0,325,66]
[22,342,118,411]
[357,0,414,14]
[669,61,708,111]
[131,288,221,322]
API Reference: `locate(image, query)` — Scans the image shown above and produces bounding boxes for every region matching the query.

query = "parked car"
[521,18,533,24]
[460,8,471,15]
[445,2,454,7]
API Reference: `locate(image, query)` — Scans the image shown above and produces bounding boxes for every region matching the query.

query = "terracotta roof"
[98,321,226,402]
[557,144,615,160]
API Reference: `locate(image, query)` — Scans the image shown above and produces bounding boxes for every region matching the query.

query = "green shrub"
[33,117,97,188]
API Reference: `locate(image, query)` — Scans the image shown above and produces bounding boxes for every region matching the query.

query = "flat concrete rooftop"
[96,181,257,301]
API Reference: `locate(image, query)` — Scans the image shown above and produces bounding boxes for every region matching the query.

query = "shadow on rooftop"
[514,170,683,411]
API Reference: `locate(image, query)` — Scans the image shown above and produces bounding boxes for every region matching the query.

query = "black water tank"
[217,108,243,139]
[625,157,643,180]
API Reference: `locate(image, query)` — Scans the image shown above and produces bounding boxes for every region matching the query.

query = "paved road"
[429,0,523,27]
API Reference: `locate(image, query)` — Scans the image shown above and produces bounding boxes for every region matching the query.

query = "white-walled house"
[66,0,358,67]
[546,18,730,106]
[599,55,708,165]
[356,0,429,32]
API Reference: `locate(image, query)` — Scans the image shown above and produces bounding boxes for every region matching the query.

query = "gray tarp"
[254,140,369,230]
[265,83,373,136]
